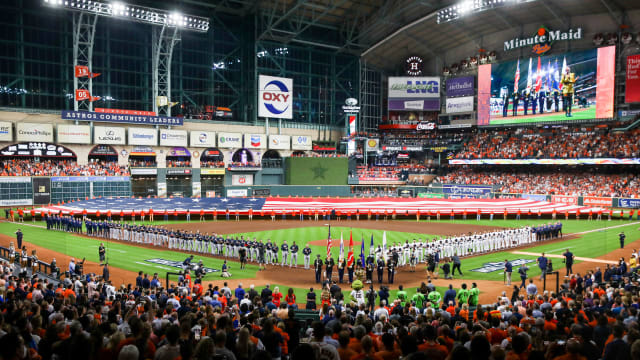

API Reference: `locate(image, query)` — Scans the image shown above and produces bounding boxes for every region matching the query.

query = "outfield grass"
[1,219,638,302]
[0,222,260,279]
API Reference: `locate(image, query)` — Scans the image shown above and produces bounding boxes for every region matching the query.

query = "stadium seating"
[0,159,129,176]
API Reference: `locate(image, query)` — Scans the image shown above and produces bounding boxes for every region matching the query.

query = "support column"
[152,25,181,116]
[72,12,98,111]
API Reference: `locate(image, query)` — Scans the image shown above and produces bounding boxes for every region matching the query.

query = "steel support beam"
[152,25,181,116]
[72,12,98,112]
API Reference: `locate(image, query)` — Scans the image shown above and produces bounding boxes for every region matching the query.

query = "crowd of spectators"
[129,159,157,168]
[228,162,261,168]
[355,164,435,181]
[0,159,129,176]
[201,160,225,168]
[291,152,346,158]
[382,131,469,148]
[1,238,640,360]
[455,126,640,159]
[351,186,399,197]
[436,166,640,197]
[166,160,192,168]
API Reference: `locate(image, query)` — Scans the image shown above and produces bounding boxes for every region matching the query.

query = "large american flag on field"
[260,197,602,214]
[36,196,603,215]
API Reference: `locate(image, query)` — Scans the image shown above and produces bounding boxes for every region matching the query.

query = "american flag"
[260,197,602,214]
[514,58,520,93]
[326,225,331,259]
[347,232,354,267]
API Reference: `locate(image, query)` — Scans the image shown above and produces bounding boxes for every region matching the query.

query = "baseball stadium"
[1,0,640,359]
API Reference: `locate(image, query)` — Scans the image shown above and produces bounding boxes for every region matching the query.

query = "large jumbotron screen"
[479,46,615,125]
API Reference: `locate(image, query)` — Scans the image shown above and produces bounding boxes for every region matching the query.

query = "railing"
[0,246,58,277]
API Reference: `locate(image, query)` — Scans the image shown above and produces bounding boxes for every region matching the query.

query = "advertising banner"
[131,168,158,175]
[56,124,91,144]
[0,199,33,206]
[0,122,12,142]
[417,193,445,198]
[258,75,293,119]
[62,110,183,125]
[231,174,253,186]
[166,169,192,175]
[94,126,125,145]
[291,135,312,150]
[619,198,640,208]
[477,64,491,125]
[365,138,379,152]
[449,158,640,165]
[51,176,130,182]
[217,132,242,148]
[243,134,267,149]
[388,76,440,111]
[583,196,613,207]
[626,54,640,103]
[16,123,53,142]
[596,46,616,118]
[95,108,156,116]
[446,96,474,113]
[201,168,225,175]
[32,177,51,205]
[192,182,201,197]
[446,76,475,97]
[521,194,548,201]
[551,195,578,205]
[269,135,290,150]
[189,131,216,148]
[159,129,187,147]
[128,127,158,146]
[442,184,492,195]
[227,189,248,197]
[0,143,74,157]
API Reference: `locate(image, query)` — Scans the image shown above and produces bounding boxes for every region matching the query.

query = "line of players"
[44,214,562,275]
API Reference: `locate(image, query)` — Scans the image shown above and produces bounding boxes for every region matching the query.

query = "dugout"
[200,148,225,197]
[129,147,157,197]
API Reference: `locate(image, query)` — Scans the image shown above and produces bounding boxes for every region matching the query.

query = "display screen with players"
[479,46,615,125]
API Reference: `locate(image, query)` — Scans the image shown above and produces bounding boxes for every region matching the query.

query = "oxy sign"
[258,75,293,119]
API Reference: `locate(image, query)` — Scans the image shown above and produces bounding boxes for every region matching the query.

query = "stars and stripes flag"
[326,225,331,259]
[339,232,344,260]
[382,231,388,261]
[514,59,520,93]
[559,57,567,90]
[534,56,542,92]
[526,57,533,89]
[369,234,374,256]
[347,231,354,267]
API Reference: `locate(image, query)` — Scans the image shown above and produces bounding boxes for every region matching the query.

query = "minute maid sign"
[504,26,582,55]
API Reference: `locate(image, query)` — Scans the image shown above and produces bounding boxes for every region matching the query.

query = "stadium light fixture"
[42,0,209,32]
[437,0,537,24]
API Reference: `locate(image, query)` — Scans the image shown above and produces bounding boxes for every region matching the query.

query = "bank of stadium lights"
[437,0,537,24]
[42,0,209,32]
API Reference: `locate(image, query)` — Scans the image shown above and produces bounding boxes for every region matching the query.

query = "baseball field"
[1,216,638,304]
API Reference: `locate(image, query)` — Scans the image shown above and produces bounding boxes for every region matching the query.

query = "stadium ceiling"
[124,0,639,60]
